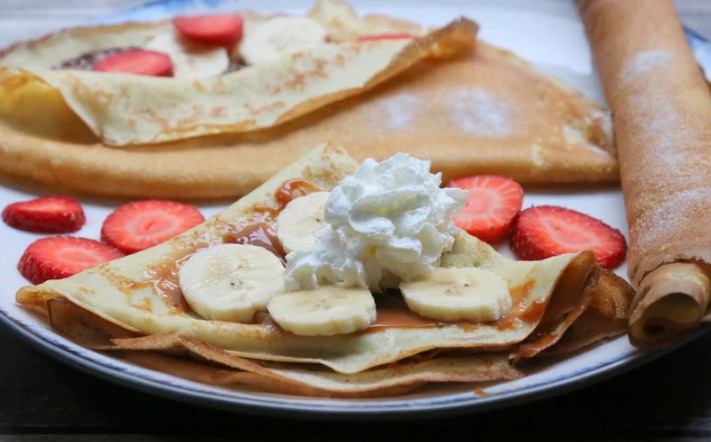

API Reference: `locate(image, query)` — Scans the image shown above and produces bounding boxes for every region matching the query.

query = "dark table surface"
[1,318,710,441]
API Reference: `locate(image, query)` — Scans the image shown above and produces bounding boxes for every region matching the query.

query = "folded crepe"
[579,0,711,347]
[17,144,634,397]
[0,2,476,146]
[0,0,618,199]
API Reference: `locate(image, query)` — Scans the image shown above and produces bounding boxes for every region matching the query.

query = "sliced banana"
[178,243,285,323]
[239,16,327,65]
[268,286,376,336]
[400,267,512,323]
[145,30,229,79]
[276,191,330,253]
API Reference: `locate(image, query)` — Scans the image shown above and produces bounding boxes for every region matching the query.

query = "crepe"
[0,4,476,146]
[0,0,618,199]
[579,0,711,348]
[16,144,634,396]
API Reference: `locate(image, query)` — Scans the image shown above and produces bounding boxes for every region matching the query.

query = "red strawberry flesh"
[92,49,174,77]
[18,237,124,285]
[447,175,524,244]
[101,200,204,254]
[172,14,244,46]
[511,205,627,270]
[2,196,85,233]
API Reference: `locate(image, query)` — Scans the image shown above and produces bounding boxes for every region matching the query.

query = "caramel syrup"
[128,179,320,314]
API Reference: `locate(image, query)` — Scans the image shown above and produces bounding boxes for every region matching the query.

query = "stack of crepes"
[579,0,711,347]
[0,0,619,199]
[16,145,635,397]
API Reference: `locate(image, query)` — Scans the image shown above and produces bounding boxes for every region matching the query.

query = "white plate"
[0,0,708,418]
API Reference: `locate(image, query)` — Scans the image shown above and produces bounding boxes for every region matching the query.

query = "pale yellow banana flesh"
[276,191,330,254]
[178,243,285,323]
[400,267,512,323]
[239,16,327,65]
[267,286,376,336]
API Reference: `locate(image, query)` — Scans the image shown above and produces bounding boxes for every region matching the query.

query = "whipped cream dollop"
[285,153,467,292]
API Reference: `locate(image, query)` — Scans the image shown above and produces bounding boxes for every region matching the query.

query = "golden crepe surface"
[16,145,634,397]
[0,0,617,199]
[579,0,711,348]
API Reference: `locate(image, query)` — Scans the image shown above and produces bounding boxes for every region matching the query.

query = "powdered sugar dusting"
[620,50,673,84]
[563,125,586,145]
[622,50,711,271]
[625,88,704,189]
[369,93,422,132]
[448,89,513,138]
[591,109,614,144]
[565,110,615,155]
[530,144,545,167]
[599,111,613,135]
[636,187,711,254]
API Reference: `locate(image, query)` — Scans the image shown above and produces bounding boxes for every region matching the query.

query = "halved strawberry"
[511,205,627,270]
[357,33,417,42]
[2,196,85,233]
[447,175,524,244]
[92,49,174,77]
[18,237,124,285]
[172,14,244,46]
[101,200,204,254]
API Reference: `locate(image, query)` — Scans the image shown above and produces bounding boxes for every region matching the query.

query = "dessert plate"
[0,0,709,418]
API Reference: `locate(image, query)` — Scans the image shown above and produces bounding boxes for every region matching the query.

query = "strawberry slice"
[101,200,204,254]
[18,237,124,285]
[2,196,85,233]
[447,175,524,244]
[511,205,627,269]
[357,33,417,42]
[92,49,174,77]
[172,14,244,46]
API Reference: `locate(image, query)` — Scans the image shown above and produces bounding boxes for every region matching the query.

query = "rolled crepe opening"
[630,263,711,346]
[578,0,711,347]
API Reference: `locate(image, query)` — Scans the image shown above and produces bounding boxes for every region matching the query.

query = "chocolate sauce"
[53,47,141,70]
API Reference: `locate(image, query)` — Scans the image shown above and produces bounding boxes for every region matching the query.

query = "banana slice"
[276,191,330,253]
[239,16,327,65]
[178,243,285,322]
[400,267,512,323]
[145,30,229,79]
[268,286,376,336]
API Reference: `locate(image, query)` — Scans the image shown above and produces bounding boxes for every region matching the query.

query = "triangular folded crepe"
[0,16,475,146]
[17,145,634,396]
[0,0,617,199]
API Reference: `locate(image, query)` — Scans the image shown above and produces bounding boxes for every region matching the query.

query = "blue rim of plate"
[1,0,710,419]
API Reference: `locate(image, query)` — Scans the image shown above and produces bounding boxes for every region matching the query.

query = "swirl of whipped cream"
[285,153,467,292]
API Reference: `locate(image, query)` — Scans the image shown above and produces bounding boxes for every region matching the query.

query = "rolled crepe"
[579,0,711,347]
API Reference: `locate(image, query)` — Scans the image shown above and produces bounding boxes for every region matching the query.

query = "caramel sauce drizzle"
[363,282,547,332]
[129,179,320,314]
[120,178,549,333]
